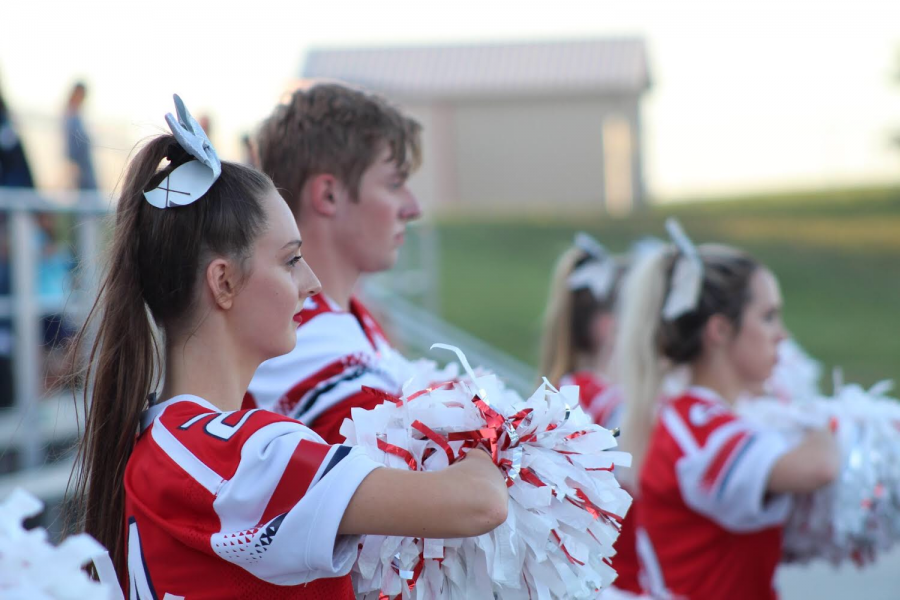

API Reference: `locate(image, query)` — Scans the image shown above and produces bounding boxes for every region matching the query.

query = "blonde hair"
[539,246,624,385]
[539,248,585,385]
[613,242,760,486]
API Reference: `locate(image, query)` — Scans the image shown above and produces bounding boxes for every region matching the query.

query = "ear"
[703,313,735,348]
[205,257,239,310]
[306,173,342,217]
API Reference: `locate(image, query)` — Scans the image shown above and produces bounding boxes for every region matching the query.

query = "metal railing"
[0,188,106,481]
[363,284,534,394]
[0,187,534,507]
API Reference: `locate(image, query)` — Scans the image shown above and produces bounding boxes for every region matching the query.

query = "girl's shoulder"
[139,395,322,479]
[561,372,624,428]
[654,387,747,457]
[142,394,305,433]
[561,371,607,398]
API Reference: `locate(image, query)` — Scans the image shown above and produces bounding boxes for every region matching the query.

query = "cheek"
[252,271,295,322]
[268,272,301,347]
[359,203,397,249]
[374,196,400,225]
[741,324,777,372]
[276,272,298,310]
[232,270,297,357]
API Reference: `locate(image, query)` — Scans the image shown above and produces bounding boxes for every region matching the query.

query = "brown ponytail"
[69,134,272,575]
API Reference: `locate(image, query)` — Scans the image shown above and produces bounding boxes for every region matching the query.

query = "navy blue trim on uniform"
[128,515,160,600]
[295,366,370,419]
[321,445,352,479]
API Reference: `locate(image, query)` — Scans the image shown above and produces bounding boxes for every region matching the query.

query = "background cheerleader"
[613,219,840,600]
[538,232,644,596]
[539,232,626,427]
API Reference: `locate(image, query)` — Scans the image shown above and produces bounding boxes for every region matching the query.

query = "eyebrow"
[281,240,302,251]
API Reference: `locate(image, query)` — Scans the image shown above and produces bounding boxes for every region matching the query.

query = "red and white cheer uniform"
[635,387,796,600]
[124,394,381,599]
[246,294,416,444]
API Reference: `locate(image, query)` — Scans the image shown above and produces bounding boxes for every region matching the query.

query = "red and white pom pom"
[0,489,123,600]
[738,381,900,566]
[341,344,632,600]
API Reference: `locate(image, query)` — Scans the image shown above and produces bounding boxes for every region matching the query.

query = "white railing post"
[75,208,102,324]
[11,208,43,470]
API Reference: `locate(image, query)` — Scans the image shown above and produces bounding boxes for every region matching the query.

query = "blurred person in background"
[0,81,36,406]
[0,84,35,188]
[614,221,839,600]
[63,81,97,192]
[240,132,258,167]
[198,113,213,140]
[538,232,642,596]
[34,211,75,393]
[540,232,627,426]
[245,83,424,444]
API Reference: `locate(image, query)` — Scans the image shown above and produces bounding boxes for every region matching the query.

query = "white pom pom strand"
[739,382,900,566]
[0,489,124,600]
[344,345,632,599]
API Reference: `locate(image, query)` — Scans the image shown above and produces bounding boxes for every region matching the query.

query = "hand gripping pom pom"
[738,381,900,566]
[341,344,633,599]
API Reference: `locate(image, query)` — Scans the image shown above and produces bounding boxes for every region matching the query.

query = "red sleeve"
[310,389,391,444]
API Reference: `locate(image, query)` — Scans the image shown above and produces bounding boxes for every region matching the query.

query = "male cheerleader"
[245,83,423,443]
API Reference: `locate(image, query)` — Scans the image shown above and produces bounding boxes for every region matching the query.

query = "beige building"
[303,38,651,215]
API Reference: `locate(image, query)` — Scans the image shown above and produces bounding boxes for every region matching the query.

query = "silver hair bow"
[567,232,617,301]
[662,218,703,321]
[144,94,221,209]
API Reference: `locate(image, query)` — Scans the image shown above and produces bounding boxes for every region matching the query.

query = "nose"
[296,261,322,302]
[400,188,422,222]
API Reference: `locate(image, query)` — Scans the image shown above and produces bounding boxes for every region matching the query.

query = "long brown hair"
[68,134,271,575]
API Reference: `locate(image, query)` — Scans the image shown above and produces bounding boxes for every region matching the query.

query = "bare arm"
[767,428,840,494]
[338,448,509,538]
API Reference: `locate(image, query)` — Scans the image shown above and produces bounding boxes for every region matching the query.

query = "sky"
[2,0,899,199]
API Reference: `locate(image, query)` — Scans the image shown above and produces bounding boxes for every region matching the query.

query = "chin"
[269,336,298,360]
[363,256,398,273]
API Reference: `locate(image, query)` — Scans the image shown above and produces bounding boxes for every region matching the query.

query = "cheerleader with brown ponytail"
[68,96,508,600]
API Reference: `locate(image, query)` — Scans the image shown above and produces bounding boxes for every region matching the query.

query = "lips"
[293,312,303,324]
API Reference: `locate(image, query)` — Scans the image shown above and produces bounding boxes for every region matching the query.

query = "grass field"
[418,186,900,388]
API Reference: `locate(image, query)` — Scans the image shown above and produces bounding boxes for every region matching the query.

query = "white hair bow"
[566,232,617,301]
[661,218,704,321]
[144,94,221,209]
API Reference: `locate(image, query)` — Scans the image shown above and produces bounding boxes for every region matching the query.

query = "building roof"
[302,38,650,100]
